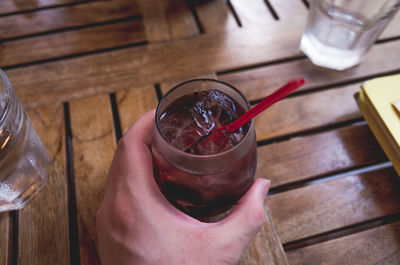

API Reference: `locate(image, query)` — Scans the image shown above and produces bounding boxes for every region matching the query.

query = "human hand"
[96,110,271,265]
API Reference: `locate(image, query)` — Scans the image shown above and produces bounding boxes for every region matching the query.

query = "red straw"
[225,78,305,133]
[185,78,305,152]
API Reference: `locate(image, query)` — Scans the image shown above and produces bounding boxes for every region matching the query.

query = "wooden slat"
[0,0,89,14]
[286,221,400,265]
[0,0,140,40]
[219,41,400,102]
[1,19,145,68]
[160,72,219,95]
[116,85,159,135]
[18,105,70,265]
[229,0,275,27]
[254,84,361,141]
[269,0,308,23]
[257,123,387,188]
[381,9,400,39]
[267,167,400,244]
[7,21,400,108]
[7,24,305,108]
[0,213,10,264]
[137,0,198,42]
[195,0,238,32]
[70,95,116,265]
[7,18,400,109]
[238,204,289,265]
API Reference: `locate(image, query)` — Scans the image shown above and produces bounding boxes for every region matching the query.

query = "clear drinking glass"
[0,69,49,212]
[300,0,400,70]
[151,79,257,219]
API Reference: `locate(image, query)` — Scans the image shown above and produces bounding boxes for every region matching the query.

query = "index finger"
[123,109,156,146]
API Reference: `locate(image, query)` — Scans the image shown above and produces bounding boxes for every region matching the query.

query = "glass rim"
[317,0,400,25]
[155,78,254,159]
[0,69,12,127]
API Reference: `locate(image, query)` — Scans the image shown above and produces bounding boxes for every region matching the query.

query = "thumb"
[215,178,270,244]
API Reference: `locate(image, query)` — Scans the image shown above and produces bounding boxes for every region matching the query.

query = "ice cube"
[190,89,238,133]
[159,89,245,153]
[187,130,235,155]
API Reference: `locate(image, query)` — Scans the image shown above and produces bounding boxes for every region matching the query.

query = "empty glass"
[300,0,400,70]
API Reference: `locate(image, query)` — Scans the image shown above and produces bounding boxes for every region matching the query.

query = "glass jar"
[0,69,49,212]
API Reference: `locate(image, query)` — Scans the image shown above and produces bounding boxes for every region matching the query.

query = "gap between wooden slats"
[6,24,400,109]
[63,102,81,265]
[218,43,400,103]
[0,23,309,107]
[268,0,308,23]
[253,84,361,142]
[286,221,400,265]
[193,0,238,33]
[257,122,387,189]
[15,105,70,265]
[0,0,141,41]
[1,19,146,69]
[229,0,276,27]
[267,167,400,245]
[114,85,159,135]
[69,94,116,265]
[137,0,199,42]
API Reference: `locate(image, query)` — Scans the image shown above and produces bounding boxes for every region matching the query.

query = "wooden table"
[1,0,400,264]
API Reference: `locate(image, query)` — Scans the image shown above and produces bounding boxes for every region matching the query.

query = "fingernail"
[260,179,271,197]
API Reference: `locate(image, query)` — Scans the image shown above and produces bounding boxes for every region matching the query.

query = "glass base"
[0,176,47,212]
[300,33,363,71]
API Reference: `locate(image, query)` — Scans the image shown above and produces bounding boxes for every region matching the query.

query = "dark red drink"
[152,79,257,218]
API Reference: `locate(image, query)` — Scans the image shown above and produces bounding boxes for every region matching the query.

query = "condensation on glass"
[0,69,49,212]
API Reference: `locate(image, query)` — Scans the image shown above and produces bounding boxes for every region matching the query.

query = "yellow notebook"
[355,74,400,176]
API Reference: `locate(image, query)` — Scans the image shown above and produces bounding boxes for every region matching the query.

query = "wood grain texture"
[238,204,289,265]
[8,18,400,109]
[137,0,198,42]
[219,40,400,102]
[257,123,387,188]
[2,2,400,265]
[69,95,116,265]
[0,0,89,14]
[116,85,159,135]
[229,0,275,27]
[18,105,70,265]
[0,19,146,68]
[0,0,140,40]
[268,167,400,244]
[286,221,400,265]
[7,24,304,108]
[269,0,308,23]
[0,212,10,265]
[195,0,238,32]
[160,72,219,94]
[254,84,361,141]
[381,10,400,39]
